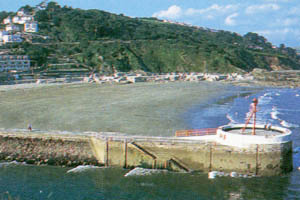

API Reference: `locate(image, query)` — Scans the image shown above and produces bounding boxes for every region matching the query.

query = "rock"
[5,156,12,160]
[46,158,56,165]
[251,68,268,75]
[25,159,35,164]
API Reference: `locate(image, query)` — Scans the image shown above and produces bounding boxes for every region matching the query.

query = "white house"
[24,21,38,32]
[0,55,30,72]
[5,24,20,32]
[12,15,33,24]
[3,17,12,24]
[17,10,25,16]
[21,15,34,24]
[12,16,20,24]
[0,30,8,39]
[2,34,22,43]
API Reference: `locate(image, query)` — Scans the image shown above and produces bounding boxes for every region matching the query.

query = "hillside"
[1,2,300,74]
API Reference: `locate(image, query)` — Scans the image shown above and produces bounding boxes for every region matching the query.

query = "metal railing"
[175,128,218,137]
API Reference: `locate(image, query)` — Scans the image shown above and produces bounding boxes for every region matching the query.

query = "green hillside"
[1,2,300,73]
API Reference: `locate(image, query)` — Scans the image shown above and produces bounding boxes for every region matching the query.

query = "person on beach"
[28,124,32,131]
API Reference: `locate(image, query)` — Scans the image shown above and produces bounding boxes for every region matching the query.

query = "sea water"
[1,86,300,200]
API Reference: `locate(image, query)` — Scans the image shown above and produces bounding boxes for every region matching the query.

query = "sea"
[0,86,299,200]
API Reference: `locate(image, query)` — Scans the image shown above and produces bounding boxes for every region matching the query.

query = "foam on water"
[66,165,102,173]
[280,120,299,128]
[0,161,26,167]
[208,171,253,179]
[258,93,273,104]
[124,167,167,177]
[270,110,279,120]
[226,113,236,125]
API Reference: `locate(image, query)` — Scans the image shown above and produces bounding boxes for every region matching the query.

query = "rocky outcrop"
[251,69,300,87]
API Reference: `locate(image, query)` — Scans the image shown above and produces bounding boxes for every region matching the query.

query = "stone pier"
[0,129,293,176]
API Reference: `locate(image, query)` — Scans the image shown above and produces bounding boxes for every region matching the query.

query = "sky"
[1,0,299,47]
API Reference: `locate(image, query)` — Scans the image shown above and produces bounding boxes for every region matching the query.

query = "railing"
[175,128,218,137]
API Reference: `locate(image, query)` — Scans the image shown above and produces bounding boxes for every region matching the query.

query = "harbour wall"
[0,130,293,176]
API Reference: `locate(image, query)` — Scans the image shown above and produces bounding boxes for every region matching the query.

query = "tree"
[244,32,267,46]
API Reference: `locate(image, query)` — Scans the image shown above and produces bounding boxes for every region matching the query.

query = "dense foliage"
[1,2,300,73]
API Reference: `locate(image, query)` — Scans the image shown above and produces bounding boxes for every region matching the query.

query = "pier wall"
[0,132,99,166]
[0,131,293,176]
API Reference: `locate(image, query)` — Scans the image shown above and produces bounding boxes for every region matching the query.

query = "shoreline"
[3,69,300,89]
[0,78,294,136]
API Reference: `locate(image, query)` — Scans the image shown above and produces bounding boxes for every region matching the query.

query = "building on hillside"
[36,0,48,10]
[24,21,38,32]
[0,55,30,72]
[5,24,20,32]
[17,9,25,16]
[12,16,20,24]
[0,30,7,45]
[0,30,8,39]
[21,15,34,24]
[2,34,22,44]
[3,17,12,24]
[12,15,34,24]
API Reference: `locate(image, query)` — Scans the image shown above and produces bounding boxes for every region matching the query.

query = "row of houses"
[0,55,31,72]
[0,31,22,44]
[3,9,38,30]
[2,22,38,33]
[0,9,38,45]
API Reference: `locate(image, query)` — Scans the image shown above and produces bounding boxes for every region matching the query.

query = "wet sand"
[0,82,232,136]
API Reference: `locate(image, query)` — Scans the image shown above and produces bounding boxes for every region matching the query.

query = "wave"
[0,161,26,167]
[208,171,254,179]
[67,165,103,173]
[263,92,272,97]
[280,120,299,128]
[124,167,167,177]
[270,111,279,120]
[270,106,280,120]
[258,93,273,105]
[226,113,237,125]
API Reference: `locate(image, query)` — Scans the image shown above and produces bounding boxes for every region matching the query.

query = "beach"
[0,81,238,136]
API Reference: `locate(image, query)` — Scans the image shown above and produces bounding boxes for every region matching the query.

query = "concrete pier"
[0,127,293,176]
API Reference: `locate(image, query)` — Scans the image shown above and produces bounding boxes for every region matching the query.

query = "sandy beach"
[0,82,235,136]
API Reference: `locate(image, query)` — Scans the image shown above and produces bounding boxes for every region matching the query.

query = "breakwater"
[0,129,293,176]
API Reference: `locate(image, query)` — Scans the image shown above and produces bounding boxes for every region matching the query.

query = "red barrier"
[175,128,218,137]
